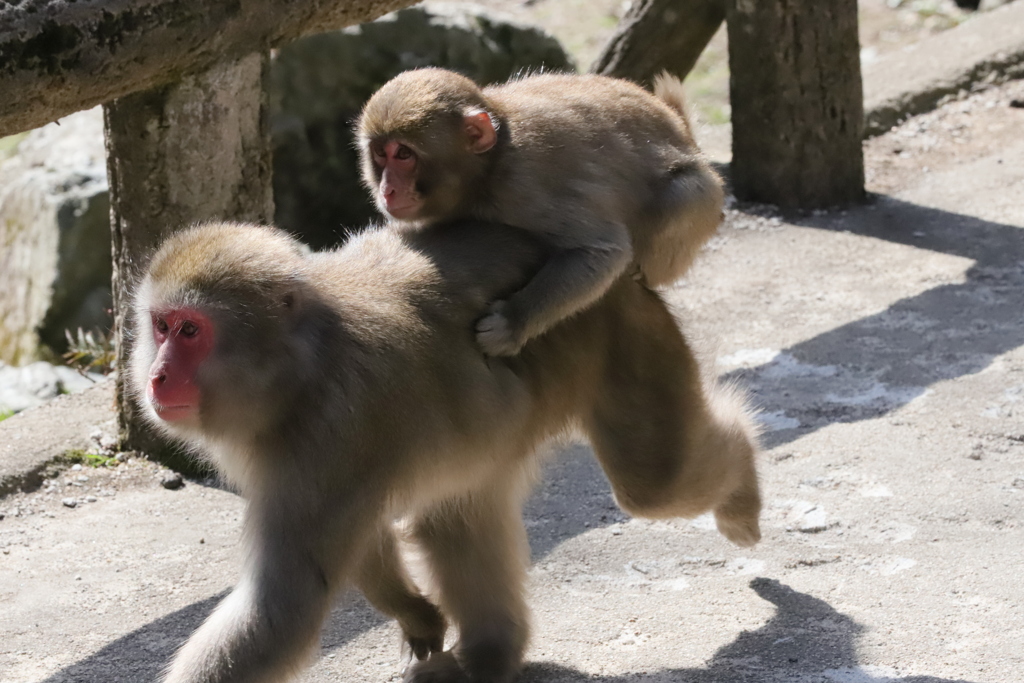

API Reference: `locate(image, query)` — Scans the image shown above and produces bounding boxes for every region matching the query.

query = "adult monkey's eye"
[155,318,169,334]
[179,321,199,337]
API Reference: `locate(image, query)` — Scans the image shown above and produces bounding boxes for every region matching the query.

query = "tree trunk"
[592,0,726,85]
[0,0,418,137]
[104,52,273,469]
[727,0,864,209]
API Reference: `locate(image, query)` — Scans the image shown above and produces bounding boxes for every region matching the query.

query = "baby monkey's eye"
[393,144,413,160]
[370,142,387,163]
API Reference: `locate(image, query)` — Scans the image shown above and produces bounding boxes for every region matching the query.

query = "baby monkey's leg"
[634,159,725,288]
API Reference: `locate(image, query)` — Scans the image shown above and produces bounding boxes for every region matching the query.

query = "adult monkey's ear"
[464,109,497,153]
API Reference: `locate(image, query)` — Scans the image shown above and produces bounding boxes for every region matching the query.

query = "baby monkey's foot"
[476,301,524,357]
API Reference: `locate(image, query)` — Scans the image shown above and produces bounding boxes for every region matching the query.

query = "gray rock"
[270,2,574,249]
[0,360,104,414]
[784,501,833,534]
[0,108,111,364]
[161,472,184,490]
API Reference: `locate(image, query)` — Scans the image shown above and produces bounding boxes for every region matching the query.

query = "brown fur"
[130,220,759,683]
[357,68,725,357]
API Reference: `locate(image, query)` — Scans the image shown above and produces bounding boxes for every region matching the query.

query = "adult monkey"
[131,220,760,683]
[358,69,724,358]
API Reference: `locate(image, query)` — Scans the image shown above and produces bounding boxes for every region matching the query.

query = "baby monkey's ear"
[463,109,497,153]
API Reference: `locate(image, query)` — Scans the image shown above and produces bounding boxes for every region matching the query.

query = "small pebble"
[161,472,184,490]
[71,464,82,472]
[1010,99,1024,109]
[62,498,77,508]
[86,496,97,503]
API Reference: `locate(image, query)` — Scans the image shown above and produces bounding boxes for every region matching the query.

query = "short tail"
[653,71,694,138]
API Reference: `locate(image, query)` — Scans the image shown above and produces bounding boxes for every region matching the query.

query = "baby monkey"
[358,68,724,357]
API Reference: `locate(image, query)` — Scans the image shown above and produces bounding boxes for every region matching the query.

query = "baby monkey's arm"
[476,220,632,357]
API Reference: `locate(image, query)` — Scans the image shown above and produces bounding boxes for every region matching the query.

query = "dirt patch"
[865,78,1024,194]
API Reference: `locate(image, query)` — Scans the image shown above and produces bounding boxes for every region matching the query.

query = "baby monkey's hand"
[476,300,525,357]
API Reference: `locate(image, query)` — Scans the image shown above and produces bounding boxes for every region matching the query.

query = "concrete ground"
[3,16,1024,683]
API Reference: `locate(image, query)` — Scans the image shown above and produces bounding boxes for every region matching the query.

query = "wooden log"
[727,0,865,209]
[104,52,273,467]
[0,0,418,137]
[592,0,725,85]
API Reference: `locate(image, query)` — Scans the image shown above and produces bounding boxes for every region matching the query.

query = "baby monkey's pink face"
[366,110,498,222]
[370,139,423,220]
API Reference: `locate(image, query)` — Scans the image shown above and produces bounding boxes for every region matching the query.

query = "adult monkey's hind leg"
[405,470,534,683]
[355,524,447,661]
[583,283,762,547]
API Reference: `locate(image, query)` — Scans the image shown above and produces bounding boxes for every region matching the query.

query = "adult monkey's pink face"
[367,110,498,221]
[145,307,214,423]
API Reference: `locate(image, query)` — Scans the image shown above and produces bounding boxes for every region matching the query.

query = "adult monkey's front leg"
[164,502,371,683]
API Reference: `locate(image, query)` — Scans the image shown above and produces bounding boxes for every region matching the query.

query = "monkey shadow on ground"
[38,578,979,683]
[521,443,625,558]
[519,578,975,683]
[39,593,226,683]
[722,195,1024,450]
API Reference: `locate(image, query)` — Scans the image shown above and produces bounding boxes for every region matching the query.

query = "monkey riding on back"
[357,68,725,357]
